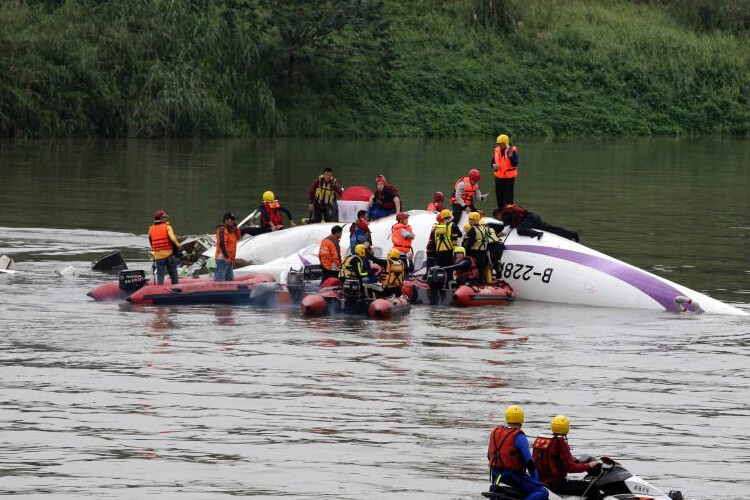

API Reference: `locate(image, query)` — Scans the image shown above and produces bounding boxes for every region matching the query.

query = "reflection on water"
[0,138,748,499]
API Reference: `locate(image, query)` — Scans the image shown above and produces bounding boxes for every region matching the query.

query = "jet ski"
[482,456,686,500]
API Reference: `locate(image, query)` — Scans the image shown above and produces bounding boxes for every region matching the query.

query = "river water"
[0,139,748,499]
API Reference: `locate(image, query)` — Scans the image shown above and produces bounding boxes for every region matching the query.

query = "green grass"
[0,0,748,138]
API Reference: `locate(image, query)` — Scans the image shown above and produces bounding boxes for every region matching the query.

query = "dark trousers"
[155,256,179,285]
[487,242,505,273]
[320,268,339,285]
[518,212,578,241]
[311,204,338,223]
[468,250,488,283]
[548,479,603,500]
[244,226,272,236]
[494,177,515,210]
[451,203,477,224]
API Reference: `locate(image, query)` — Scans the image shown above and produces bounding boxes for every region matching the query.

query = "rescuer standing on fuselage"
[492,134,519,210]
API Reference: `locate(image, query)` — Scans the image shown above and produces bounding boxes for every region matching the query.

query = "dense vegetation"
[1,0,748,138]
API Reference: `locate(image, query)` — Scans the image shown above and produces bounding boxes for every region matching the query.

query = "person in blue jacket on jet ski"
[488,405,548,500]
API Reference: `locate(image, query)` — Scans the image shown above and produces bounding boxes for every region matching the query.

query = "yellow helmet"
[469,212,482,223]
[355,244,366,258]
[262,191,275,202]
[551,415,570,435]
[440,209,453,220]
[463,223,470,232]
[453,246,466,255]
[505,404,525,424]
[387,248,401,260]
[496,134,510,145]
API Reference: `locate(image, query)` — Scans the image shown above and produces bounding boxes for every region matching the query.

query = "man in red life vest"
[488,405,548,500]
[308,168,344,223]
[451,168,488,222]
[492,134,519,210]
[441,246,480,285]
[148,209,181,285]
[499,204,579,242]
[427,191,444,212]
[533,415,602,500]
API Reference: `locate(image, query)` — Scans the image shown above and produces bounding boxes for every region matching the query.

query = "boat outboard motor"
[92,251,127,272]
[426,267,447,290]
[119,270,148,292]
[342,279,364,312]
[286,268,305,302]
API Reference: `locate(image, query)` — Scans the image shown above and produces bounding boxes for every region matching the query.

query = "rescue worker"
[464,212,490,283]
[441,246,480,285]
[491,134,519,210]
[318,225,343,283]
[349,210,372,254]
[339,244,377,285]
[426,191,445,212]
[243,191,296,236]
[486,222,506,279]
[391,212,415,274]
[532,415,602,500]
[451,169,488,223]
[368,248,405,298]
[148,209,181,285]
[488,405,548,500]
[499,204,579,242]
[427,209,463,269]
[214,212,242,281]
[308,168,344,223]
[368,175,401,220]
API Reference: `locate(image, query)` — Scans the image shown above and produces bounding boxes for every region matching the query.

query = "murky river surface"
[0,139,748,499]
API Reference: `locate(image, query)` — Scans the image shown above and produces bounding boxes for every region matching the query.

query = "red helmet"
[433,191,444,203]
[375,174,387,186]
[468,169,481,182]
[396,212,409,223]
[154,209,168,220]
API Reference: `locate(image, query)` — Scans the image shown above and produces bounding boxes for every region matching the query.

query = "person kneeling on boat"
[148,209,182,285]
[214,212,246,281]
[364,248,405,299]
[245,191,296,235]
[427,209,462,269]
[441,247,481,286]
[533,415,602,500]
[499,204,579,242]
[488,405,549,500]
[339,244,378,288]
[319,225,343,284]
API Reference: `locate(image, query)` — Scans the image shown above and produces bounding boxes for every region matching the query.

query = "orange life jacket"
[215,225,241,262]
[488,426,524,471]
[426,201,444,212]
[392,223,413,253]
[263,200,283,228]
[500,204,527,228]
[451,177,478,205]
[319,235,342,270]
[532,436,566,484]
[455,255,479,283]
[494,145,518,179]
[148,222,174,252]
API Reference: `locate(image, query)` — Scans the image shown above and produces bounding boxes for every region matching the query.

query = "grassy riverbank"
[1,0,748,138]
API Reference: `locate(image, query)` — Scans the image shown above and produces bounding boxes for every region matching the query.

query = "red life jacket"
[263,200,283,228]
[532,436,566,484]
[451,177,478,205]
[494,145,518,179]
[148,222,173,252]
[500,204,527,228]
[392,223,413,253]
[455,256,479,283]
[426,201,444,212]
[488,426,524,471]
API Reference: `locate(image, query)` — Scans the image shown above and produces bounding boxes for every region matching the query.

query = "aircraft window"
[372,247,383,257]
[414,251,425,269]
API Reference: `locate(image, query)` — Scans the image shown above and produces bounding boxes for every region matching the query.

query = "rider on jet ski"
[488,405,548,500]
[532,415,602,500]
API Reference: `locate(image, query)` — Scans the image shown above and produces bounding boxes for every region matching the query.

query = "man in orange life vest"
[318,225,343,283]
[533,415,602,500]
[148,209,182,285]
[391,212,415,274]
[492,134,519,210]
[499,204,579,242]
[488,405,548,500]
[214,212,243,281]
[451,169,488,223]
[308,168,344,223]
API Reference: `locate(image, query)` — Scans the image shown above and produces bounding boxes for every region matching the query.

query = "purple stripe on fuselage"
[505,244,694,312]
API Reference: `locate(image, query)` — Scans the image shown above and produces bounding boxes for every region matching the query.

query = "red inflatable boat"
[126,278,276,305]
[300,279,411,318]
[452,281,515,307]
[87,270,275,302]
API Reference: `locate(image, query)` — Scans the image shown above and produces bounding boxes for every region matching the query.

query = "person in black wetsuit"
[499,204,579,242]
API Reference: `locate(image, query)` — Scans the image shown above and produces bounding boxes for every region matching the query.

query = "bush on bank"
[0,0,748,138]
